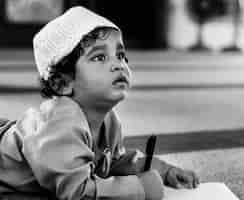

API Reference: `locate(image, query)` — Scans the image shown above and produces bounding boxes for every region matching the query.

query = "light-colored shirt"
[0,96,170,200]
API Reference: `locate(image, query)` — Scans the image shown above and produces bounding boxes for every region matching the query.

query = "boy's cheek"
[128,70,133,86]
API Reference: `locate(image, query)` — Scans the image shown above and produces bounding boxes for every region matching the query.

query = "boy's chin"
[111,90,129,103]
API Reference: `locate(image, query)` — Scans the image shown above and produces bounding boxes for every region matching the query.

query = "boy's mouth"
[112,74,130,88]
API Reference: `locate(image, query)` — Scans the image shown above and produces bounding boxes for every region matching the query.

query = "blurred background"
[1,0,244,199]
[1,0,244,50]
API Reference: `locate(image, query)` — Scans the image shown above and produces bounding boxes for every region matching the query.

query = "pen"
[144,134,157,171]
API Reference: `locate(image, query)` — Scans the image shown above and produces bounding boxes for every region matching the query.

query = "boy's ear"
[61,79,74,95]
[49,74,74,96]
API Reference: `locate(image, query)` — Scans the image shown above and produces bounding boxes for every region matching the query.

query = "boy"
[0,6,199,200]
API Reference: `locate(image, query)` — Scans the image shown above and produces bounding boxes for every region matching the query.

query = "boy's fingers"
[167,174,181,189]
[190,171,199,188]
[193,179,198,188]
[176,183,184,189]
[183,181,193,189]
[177,173,193,189]
[168,168,199,189]
[193,175,200,188]
[172,176,188,189]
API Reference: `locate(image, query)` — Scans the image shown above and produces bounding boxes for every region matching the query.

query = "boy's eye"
[117,52,128,63]
[91,54,107,62]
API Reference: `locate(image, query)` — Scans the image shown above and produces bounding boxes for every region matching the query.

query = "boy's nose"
[110,58,127,71]
[111,64,125,72]
[110,57,131,74]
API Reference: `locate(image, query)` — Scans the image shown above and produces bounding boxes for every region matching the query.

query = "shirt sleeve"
[17,106,145,200]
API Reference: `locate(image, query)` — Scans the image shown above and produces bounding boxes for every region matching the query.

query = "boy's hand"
[138,170,164,200]
[165,167,200,189]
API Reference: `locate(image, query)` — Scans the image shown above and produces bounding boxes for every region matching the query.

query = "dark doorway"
[94,0,169,49]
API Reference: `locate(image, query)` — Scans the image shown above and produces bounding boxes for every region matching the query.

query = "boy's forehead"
[85,30,124,53]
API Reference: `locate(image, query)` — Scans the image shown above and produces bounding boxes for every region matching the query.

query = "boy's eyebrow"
[117,43,125,51]
[86,43,125,57]
[86,44,107,57]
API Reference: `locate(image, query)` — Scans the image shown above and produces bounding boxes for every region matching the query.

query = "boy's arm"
[17,109,147,200]
[95,169,164,200]
[108,111,173,181]
[110,138,199,189]
[110,148,173,182]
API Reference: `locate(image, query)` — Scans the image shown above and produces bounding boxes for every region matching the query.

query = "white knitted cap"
[33,6,119,80]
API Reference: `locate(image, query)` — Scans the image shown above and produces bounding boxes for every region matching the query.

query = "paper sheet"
[164,182,239,200]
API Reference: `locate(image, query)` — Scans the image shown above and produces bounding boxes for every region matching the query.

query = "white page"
[164,182,239,200]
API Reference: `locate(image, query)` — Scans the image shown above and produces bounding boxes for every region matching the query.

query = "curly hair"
[39,27,118,98]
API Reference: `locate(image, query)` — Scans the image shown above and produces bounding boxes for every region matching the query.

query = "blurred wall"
[0,0,242,50]
[167,0,244,52]
[0,0,170,49]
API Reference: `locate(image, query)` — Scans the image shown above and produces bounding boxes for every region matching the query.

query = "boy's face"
[72,29,132,108]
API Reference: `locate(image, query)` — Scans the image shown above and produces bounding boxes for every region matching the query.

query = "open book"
[164,182,239,200]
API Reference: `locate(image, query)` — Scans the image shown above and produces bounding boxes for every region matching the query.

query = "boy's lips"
[112,74,130,87]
